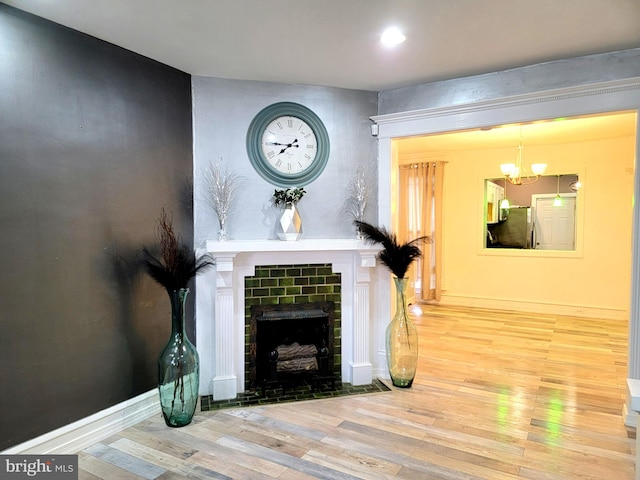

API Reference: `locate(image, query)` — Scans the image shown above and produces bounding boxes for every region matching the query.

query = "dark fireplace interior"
[250,301,335,394]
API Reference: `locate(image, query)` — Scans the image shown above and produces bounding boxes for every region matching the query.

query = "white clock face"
[260,116,318,175]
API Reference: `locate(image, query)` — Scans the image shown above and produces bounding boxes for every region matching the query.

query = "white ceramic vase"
[276,204,302,241]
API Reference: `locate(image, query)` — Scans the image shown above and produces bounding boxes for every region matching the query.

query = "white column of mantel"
[211,253,238,400]
[349,249,378,385]
[196,266,215,396]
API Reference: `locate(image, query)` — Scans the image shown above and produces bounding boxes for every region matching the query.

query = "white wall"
[191,77,378,245]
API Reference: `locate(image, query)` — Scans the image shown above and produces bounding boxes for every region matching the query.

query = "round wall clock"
[246,102,330,187]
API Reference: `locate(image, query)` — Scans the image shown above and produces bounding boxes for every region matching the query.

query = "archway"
[372,78,640,425]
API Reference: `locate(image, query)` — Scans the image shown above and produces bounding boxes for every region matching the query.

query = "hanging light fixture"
[499,176,510,209]
[500,127,547,185]
[569,179,582,192]
[553,174,563,207]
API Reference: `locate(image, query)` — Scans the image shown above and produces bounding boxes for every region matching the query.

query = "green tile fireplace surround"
[244,263,342,387]
[199,239,383,402]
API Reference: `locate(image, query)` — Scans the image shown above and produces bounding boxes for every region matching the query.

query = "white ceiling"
[3,0,640,92]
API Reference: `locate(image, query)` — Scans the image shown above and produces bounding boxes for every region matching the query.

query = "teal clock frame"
[246,102,330,187]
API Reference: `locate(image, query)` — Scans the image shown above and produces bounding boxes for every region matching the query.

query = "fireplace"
[244,263,341,390]
[250,301,336,393]
[197,239,385,401]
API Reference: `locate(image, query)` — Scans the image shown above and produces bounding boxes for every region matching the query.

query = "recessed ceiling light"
[380,27,406,47]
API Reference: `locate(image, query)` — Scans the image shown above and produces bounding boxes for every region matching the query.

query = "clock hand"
[268,139,300,147]
[276,139,300,155]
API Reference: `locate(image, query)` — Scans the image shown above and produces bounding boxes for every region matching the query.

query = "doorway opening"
[391,110,636,318]
[531,193,577,250]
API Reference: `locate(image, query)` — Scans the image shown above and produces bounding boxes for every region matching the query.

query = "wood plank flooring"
[78,305,635,479]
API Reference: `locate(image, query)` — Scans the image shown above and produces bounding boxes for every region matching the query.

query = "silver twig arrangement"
[345,166,371,239]
[204,159,242,241]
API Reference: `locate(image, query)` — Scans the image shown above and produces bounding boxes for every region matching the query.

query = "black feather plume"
[141,209,214,293]
[355,220,430,279]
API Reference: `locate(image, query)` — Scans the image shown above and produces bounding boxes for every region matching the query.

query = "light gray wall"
[192,77,378,245]
[379,48,640,115]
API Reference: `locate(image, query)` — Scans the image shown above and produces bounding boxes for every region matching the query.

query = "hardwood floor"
[78,305,635,479]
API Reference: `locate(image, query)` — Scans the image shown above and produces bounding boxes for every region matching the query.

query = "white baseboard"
[1,389,160,454]
[439,294,627,320]
[625,379,640,428]
[623,402,637,428]
[212,375,238,401]
[349,361,373,386]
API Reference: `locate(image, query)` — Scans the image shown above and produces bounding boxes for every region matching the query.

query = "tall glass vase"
[158,288,199,427]
[385,277,419,387]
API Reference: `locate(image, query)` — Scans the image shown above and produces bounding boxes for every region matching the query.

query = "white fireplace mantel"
[196,239,385,400]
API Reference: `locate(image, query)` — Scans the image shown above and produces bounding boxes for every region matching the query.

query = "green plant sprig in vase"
[273,187,306,207]
[273,187,306,241]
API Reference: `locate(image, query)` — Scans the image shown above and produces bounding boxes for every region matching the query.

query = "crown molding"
[371,77,640,129]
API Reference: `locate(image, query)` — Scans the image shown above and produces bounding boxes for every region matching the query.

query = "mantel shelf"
[205,238,381,255]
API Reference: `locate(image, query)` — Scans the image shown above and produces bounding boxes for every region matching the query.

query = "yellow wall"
[406,136,635,318]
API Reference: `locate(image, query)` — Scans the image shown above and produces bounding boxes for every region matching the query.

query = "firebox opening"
[250,301,336,394]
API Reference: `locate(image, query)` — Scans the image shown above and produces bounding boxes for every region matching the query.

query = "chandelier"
[500,133,547,185]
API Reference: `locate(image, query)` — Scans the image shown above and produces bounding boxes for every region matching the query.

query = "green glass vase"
[158,288,199,427]
[385,277,419,387]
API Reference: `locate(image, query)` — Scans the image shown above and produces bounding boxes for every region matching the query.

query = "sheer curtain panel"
[398,162,444,301]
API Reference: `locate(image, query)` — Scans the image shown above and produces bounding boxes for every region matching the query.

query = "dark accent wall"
[0,5,193,450]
